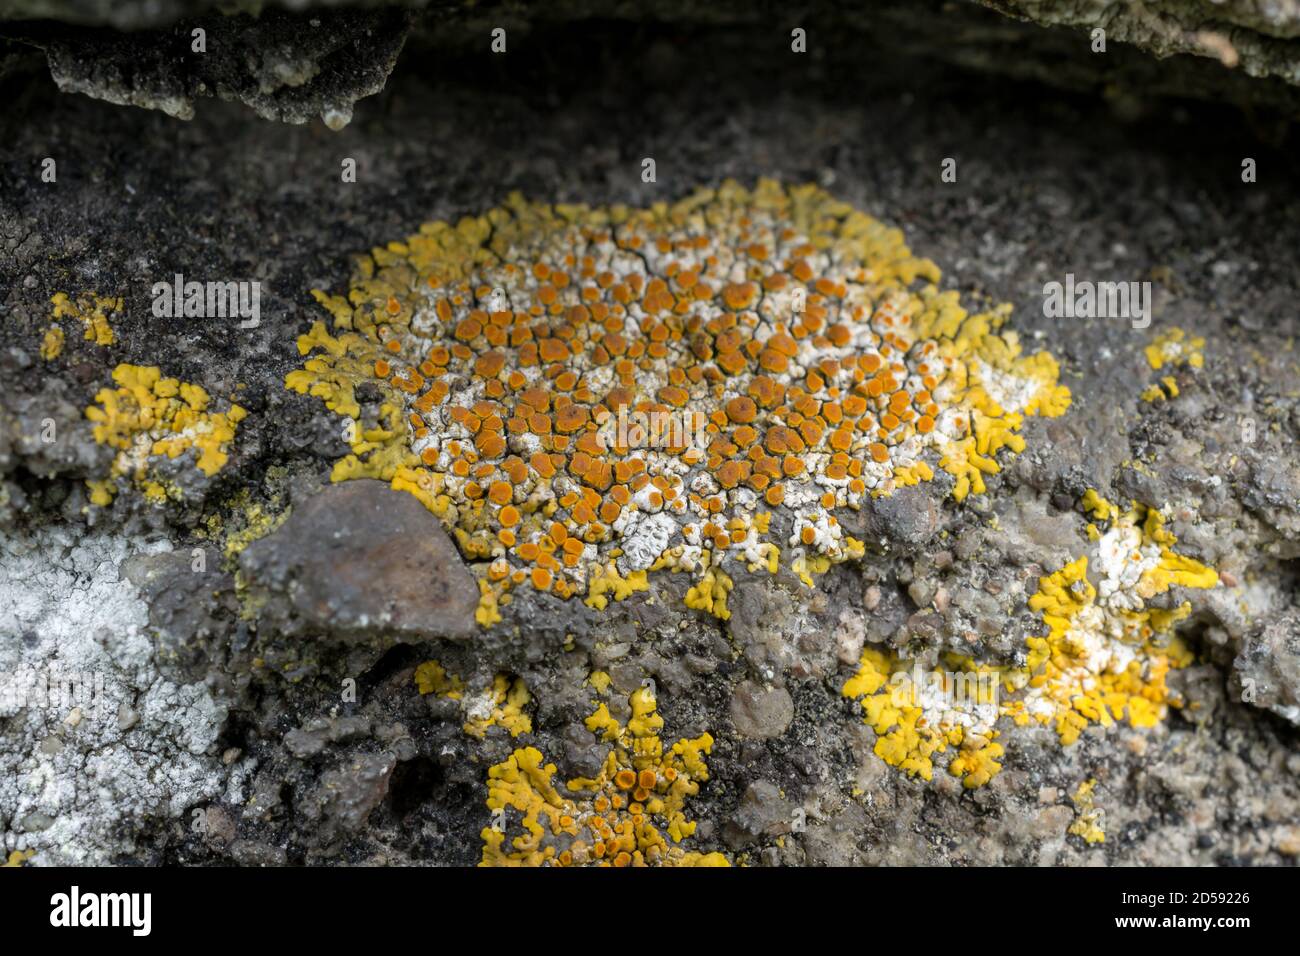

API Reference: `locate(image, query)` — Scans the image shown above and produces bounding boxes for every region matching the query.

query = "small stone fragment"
[239,480,480,642]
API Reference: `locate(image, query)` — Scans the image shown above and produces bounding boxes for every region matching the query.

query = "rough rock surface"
[1,11,1298,867]
[0,528,243,864]
[983,0,1300,84]
[4,7,412,126]
[4,1,1300,124]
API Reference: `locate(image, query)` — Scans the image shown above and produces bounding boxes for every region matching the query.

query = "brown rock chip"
[239,480,479,642]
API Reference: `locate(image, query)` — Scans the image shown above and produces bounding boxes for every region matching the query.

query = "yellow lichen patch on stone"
[2,849,35,866]
[83,364,247,505]
[1081,488,1113,522]
[1009,496,1217,745]
[683,563,734,620]
[287,179,1069,623]
[585,562,649,610]
[414,660,531,738]
[474,578,503,627]
[841,647,1005,788]
[1068,778,1106,845]
[40,324,65,360]
[1144,327,1204,371]
[1141,376,1180,403]
[465,674,532,739]
[844,492,1217,789]
[480,687,727,866]
[791,552,832,588]
[1141,327,1201,402]
[51,292,121,347]
[413,659,465,699]
[216,492,290,560]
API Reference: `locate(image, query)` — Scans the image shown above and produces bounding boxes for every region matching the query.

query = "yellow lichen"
[1068,778,1106,845]
[475,579,503,627]
[466,674,532,739]
[415,660,531,738]
[480,687,727,866]
[585,562,649,610]
[1141,375,1180,402]
[83,364,247,505]
[51,292,121,347]
[684,563,733,620]
[1144,327,1204,371]
[40,324,65,360]
[1012,495,1217,745]
[413,660,464,699]
[792,552,832,588]
[219,496,290,559]
[844,492,1217,788]
[2,849,35,867]
[1082,488,1113,522]
[841,648,1004,787]
[1138,328,1203,405]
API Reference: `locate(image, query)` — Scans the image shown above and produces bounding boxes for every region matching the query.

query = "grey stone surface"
[730,682,795,740]
[1234,611,1300,723]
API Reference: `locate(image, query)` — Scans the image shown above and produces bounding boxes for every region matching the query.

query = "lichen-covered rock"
[2,6,1299,869]
[0,528,241,865]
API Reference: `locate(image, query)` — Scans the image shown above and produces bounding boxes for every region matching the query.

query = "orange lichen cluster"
[287,180,1069,620]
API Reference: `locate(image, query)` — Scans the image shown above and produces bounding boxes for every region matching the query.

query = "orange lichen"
[288,180,1068,624]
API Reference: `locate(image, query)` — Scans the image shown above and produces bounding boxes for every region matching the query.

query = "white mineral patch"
[619,512,678,572]
[975,359,1042,414]
[0,526,240,865]
[1096,519,1161,610]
